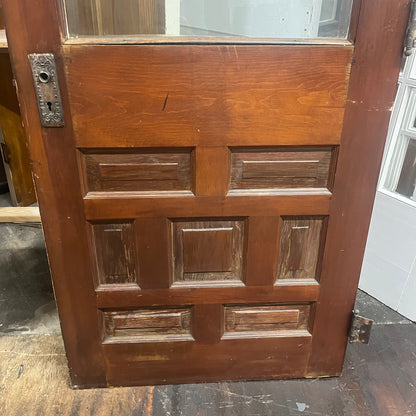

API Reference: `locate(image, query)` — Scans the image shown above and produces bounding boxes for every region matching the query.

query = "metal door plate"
[28,53,64,127]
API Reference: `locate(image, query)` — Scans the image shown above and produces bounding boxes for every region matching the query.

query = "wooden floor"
[0,219,416,415]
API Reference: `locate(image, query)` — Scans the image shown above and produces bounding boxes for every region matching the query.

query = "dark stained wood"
[1,0,107,387]
[277,217,324,280]
[135,217,172,289]
[348,0,362,42]
[195,147,230,196]
[103,307,192,342]
[91,222,138,285]
[245,216,280,286]
[83,194,331,220]
[182,229,233,273]
[103,336,312,386]
[172,219,245,283]
[192,304,224,344]
[96,283,320,309]
[223,304,310,334]
[230,147,333,191]
[82,149,193,194]
[64,45,353,148]
[2,0,408,388]
[307,0,411,376]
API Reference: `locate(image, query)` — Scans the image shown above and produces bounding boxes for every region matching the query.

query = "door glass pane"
[63,0,353,39]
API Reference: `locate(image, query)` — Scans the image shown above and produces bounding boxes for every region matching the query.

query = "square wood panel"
[171,219,246,284]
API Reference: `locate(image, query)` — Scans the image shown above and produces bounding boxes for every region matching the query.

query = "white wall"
[179,0,323,38]
[359,192,416,321]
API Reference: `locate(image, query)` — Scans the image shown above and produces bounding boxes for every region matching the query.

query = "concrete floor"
[1,192,416,415]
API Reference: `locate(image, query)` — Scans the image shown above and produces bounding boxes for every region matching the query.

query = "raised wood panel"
[172,219,246,283]
[182,228,234,273]
[224,304,310,337]
[64,45,352,148]
[91,222,138,285]
[277,217,325,280]
[103,307,192,343]
[230,147,334,191]
[82,150,193,194]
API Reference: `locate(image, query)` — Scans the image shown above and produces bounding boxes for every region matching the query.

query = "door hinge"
[349,310,373,344]
[404,0,416,56]
[28,53,65,128]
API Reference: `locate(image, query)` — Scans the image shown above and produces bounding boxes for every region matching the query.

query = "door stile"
[307,0,411,376]
[2,0,107,387]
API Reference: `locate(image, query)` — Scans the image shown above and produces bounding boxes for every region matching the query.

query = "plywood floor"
[1,222,416,415]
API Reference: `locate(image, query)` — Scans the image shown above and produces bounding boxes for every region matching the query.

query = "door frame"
[1,0,410,387]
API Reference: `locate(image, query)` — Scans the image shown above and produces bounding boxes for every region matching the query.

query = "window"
[381,53,416,204]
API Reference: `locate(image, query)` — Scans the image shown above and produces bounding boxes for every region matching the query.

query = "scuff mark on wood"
[17,364,24,379]
[162,93,169,112]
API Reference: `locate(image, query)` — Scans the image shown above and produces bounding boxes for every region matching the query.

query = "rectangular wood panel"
[223,304,311,338]
[64,45,353,148]
[276,217,325,280]
[82,150,193,194]
[171,219,246,284]
[91,222,138,285]
[230,147,334,191]
[103,307,192,343]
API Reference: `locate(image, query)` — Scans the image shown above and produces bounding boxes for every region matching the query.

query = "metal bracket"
[349,310,373,344]
[404,0,416,56]
[28,53,64,127]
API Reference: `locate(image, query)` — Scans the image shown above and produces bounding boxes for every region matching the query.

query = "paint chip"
[296,402,310,412]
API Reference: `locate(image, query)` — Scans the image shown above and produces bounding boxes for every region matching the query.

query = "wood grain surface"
[2,0,409,388]
[64,45,352,148]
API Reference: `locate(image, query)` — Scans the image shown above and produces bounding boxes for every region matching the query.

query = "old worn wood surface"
[1,0,410,387]
[0,322,415,415]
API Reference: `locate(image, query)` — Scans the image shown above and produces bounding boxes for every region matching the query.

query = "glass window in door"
[63,0,353,39]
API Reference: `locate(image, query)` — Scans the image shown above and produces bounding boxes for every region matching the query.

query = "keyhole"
[38,71,50,83]
[47,101,53,111]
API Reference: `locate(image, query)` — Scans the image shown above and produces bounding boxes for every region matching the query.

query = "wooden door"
[1,0,409,387]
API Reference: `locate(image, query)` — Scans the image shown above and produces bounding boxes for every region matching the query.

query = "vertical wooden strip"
[2,0,107,387]
[192,304,224,344]
[136,218,171,289]
[245,217,280,286]
[195,147,230,196]
[307,0,410,376]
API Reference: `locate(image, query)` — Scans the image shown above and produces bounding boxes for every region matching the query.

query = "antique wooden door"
[1,0,409,387]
